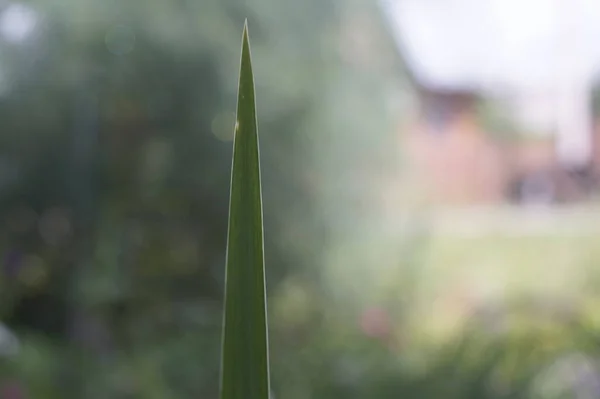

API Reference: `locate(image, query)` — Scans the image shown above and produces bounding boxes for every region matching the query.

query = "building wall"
[404,110,509,205]
[400,90,593,206]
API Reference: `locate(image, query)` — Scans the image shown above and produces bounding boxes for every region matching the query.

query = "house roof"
[379,0,600,93]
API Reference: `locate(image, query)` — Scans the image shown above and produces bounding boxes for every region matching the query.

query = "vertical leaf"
[219,21,270,399]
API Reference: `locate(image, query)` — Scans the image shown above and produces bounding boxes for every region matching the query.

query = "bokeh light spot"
[0,3,37,43]
[18,255,47,288]
[211,111,236,141]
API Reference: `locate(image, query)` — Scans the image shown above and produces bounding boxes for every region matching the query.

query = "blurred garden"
[2,0,600,398]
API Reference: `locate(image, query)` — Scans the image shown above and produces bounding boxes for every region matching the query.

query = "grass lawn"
[324,206,600,343]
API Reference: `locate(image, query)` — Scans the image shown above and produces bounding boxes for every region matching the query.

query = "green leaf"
[219,21,271,399]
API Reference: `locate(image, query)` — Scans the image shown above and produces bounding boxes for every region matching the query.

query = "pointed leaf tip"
[241,20,251,57]
[219,19,268,399]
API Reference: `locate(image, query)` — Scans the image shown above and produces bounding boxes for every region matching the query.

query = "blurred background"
[2,0,600,397]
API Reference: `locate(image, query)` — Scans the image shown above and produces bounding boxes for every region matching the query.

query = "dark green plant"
[219,22,270,399]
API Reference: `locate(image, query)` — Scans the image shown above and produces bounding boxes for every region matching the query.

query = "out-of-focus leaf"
[219,21,270,399]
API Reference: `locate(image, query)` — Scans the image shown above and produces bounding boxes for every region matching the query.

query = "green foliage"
[3,2,599,399]
[220,23,270,399]
[0,1,338,396]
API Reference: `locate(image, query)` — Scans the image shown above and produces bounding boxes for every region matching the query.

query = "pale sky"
[381,0,600,92]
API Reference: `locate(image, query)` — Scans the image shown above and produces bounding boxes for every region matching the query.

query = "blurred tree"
[0,0,342,397]
[0,0,418,397]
